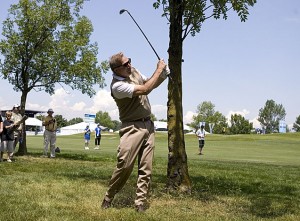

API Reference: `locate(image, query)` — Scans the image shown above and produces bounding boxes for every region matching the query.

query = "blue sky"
[0,0,299,128]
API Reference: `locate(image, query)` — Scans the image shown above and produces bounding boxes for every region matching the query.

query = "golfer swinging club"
[101,52,168,212]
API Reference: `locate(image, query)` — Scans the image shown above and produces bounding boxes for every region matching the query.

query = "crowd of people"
[0,106,103,162]
[0,104,24,162]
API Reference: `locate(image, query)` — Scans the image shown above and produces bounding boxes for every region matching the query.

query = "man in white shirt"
[101,52,168,212]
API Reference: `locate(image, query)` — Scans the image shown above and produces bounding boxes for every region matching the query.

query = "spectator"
[84,125,91,150]
[94,124,102,150]
[0,111,15,162]
[11,104,23,157]
[0,114,3,159]
[42,109,57,158]
[196,125,206,155]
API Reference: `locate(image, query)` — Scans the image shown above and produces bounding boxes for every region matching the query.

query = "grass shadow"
[190,173,300,218]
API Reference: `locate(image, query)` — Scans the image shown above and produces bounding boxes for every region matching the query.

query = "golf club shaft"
[123,10,160,60]
[120,9,173,82]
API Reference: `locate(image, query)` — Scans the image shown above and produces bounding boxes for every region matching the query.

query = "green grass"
[0,132,299,220]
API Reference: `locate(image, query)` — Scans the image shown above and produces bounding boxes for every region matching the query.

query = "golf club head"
[119,9,127,14]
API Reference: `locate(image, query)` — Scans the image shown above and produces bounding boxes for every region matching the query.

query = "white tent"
[25,117,43,135]
[154,121,193,133]
[25,117,42,126]
[60,122,106,135]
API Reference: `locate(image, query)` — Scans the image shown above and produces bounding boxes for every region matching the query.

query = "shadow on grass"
[24,152,300,218]
[190,174,299,219]
[26,152,114,186]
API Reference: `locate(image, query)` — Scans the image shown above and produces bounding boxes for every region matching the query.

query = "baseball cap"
[47,108,54,113]
[13,104,20,108]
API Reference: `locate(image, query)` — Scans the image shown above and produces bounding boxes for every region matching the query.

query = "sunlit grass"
[0,132,299,220]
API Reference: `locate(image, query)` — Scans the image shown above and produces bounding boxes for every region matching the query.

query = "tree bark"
[166,0,191,193]
[17,91,28,155]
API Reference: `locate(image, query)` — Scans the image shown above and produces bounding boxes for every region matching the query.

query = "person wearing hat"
[42,108,57,158]
[11,104,23,157]
[84,125,91,150]
[94,124,102,150]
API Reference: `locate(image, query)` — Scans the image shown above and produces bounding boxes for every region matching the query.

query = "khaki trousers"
[104,120,155,206]
[43,130,56,157]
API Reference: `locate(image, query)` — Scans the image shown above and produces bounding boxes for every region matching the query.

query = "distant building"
[1,109,45,118]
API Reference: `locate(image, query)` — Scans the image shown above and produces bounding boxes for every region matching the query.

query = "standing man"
[11,104,23,157]
[101,52,168,212]
[42,108,57,158]
[94,124,101,150]
[196,125,206,155]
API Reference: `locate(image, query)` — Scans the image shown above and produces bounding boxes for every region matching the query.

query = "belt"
[134,116,151,122]
[46,129,55,132]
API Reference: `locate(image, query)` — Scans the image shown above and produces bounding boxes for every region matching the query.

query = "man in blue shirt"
[94,124,102,150]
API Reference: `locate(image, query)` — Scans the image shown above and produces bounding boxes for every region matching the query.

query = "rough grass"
[0,132,299,220]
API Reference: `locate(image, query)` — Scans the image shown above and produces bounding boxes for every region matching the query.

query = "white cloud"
[71,102,86,111]
[226,109,262,128]
[88,89,119,120]
[151,105,196,124]
[250,117,261,128]
[184,111,196,124]
[152,104,167,120]
[226,109,250,119]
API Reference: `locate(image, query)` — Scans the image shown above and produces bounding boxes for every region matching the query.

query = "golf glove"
[160,65,170,79]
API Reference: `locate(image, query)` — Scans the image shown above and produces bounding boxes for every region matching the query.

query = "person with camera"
[42,108,57,158]
[11,104,23,157]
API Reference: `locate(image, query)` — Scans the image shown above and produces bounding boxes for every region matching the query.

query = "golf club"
[119,9,161,60]
[119,9,172,81]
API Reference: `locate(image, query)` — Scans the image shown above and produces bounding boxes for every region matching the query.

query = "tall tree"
[111,120,121,132]
[229,113,253,134]
[154,0,256,192]
[191,101,227,133]
[0,0,108,155]
[68,117,83,126]
[293,115,300,132]
[95,111,114,129]
[258,99,286,133]
[54,114,68,128]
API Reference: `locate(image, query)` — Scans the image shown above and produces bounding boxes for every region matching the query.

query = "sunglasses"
[114,58,131,69]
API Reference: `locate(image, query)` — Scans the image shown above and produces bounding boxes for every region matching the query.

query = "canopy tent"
[25,117,42,126]
[154,121,194,133]
[24,117,43,135]
[60,122,107,135]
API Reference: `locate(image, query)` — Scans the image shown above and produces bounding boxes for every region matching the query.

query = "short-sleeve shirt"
[2,120,14,141]
[95,127,102,138]
[111,69,148,99]
[84,128,91,140]
[11,112,23,131]
[196,129,205,140]
[43,115,57,132]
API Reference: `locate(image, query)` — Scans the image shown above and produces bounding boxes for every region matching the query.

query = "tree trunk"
[17,91,28,155]
[166,0,191,193]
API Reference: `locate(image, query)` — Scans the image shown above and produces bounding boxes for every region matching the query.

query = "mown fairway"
[0,132,299,221]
